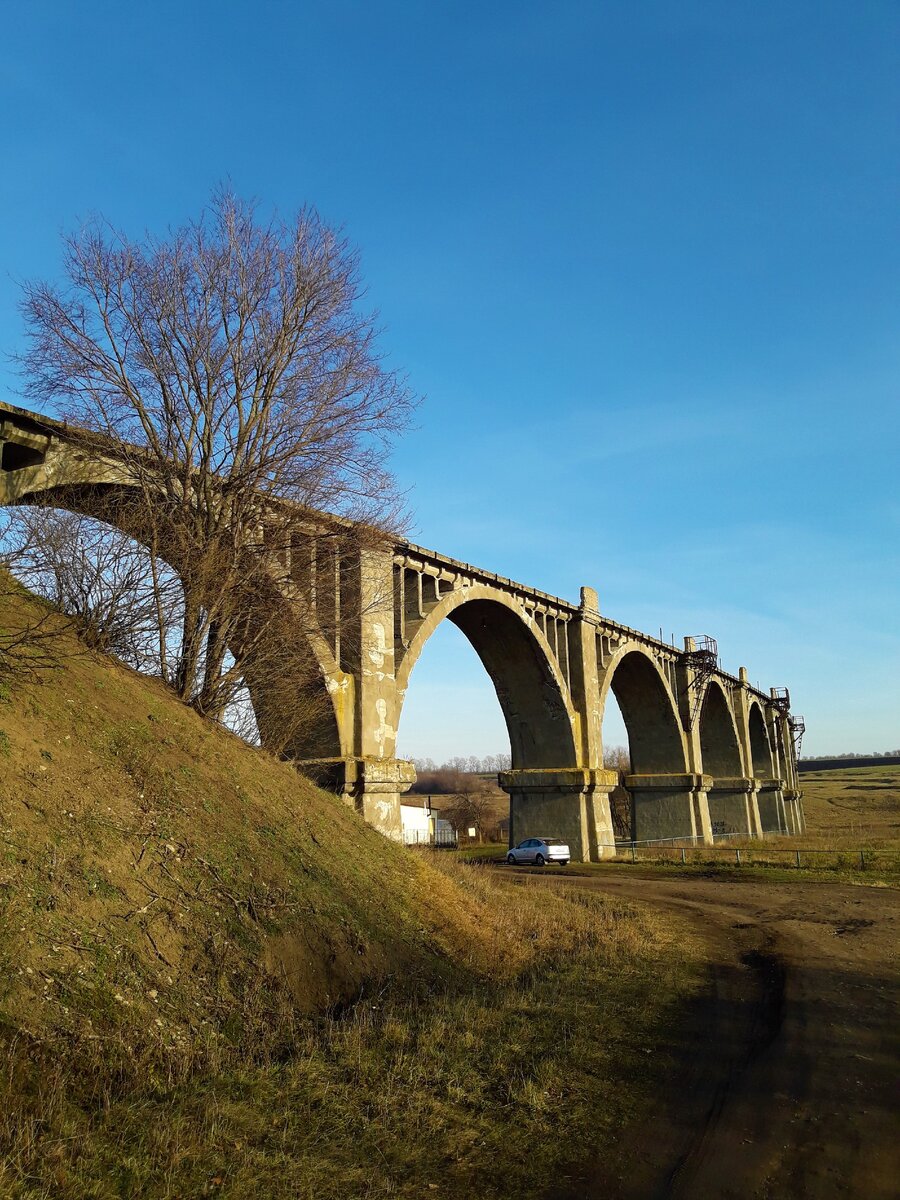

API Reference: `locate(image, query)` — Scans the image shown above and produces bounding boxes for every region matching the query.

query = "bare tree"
[603,744,632,841]
[603,744,631,774]
[435,773,505,842]
[5,506,182,667]
[0,511,70,681]
[17,188,417,725]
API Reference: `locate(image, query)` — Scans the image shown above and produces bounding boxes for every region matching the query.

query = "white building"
[399,796,456,846]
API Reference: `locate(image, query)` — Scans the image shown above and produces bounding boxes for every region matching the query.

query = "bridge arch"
[396,584,578,769]
[0,472,345,762]
[699,679,755,837]
[698,678,744,777]
[748,700,774,778]
[598,643,687,775]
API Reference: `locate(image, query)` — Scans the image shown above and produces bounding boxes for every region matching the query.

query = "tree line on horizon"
[800,750,900,760]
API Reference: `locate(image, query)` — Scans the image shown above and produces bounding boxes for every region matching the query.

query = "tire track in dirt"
[534,872,899,1200]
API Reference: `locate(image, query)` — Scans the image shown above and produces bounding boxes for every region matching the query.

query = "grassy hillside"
[0,583,703,1198]
[799,765,900,847]
[0,589,505,1030]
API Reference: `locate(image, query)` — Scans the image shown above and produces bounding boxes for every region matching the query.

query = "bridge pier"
[626,774,713,844]
[783,789,805,835]
[296,757,415,842]
[500,769,618,861]
[755,779,787,834]
[706,777,760,839]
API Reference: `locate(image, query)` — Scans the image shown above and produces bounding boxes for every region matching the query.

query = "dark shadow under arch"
[607,650,687,775]
[448,600,577,769]
[749,704,773,778]
[699,682,743,777]
[3,483,344,763]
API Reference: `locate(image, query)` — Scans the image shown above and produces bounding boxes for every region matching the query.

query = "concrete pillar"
[570,587,604,766]
[296,756,415,841]
[343,758,415,840]
[500,768,618,862]
[782,789,804,835]
[733,667,755,778]
[346,545,417,839]
[626,773,712,844]
[756,779,787,834]
[747,786,764,839]
[774,710,804,835]
[498,585,618,863]
[706,777,759,838]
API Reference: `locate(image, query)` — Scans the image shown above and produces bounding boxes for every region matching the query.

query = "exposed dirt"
[538,872,900,1200]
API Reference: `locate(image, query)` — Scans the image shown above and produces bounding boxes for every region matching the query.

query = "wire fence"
[403,828,459,849]
[605,840,899,872]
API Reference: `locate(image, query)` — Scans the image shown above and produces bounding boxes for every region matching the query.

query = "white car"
[506,837,570,867]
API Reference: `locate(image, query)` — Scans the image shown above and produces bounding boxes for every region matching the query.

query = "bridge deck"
[396,539,769,702]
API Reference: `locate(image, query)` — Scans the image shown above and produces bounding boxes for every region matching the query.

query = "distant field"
[797,764,900,849]
[453,766,900,878]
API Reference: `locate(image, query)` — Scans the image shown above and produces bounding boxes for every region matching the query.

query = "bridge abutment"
[296,756,415,841]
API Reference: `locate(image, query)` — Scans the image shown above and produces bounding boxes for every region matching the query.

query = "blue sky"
[1,1,897,757]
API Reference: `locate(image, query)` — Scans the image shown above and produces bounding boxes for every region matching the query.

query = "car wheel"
[506,853,516,865]
[534,853,545,866]
[558,860,568,867]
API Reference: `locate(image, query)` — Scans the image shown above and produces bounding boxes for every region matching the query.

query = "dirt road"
[542,871,899,1200]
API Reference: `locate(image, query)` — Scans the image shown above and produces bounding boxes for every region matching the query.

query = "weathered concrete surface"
[626,773,714,842]
[501,768,618,861]
[707,776,758,838]
[0,400,806,858]
[757,779,788,835]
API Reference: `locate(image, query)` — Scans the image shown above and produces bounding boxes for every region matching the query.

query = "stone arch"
[598,644,687,774]
[1,472,345,762]
[598,645,700,842]
[700,680,754,837]
[748,701,774,778]
[698,679,744,777]
[396,584,578,770]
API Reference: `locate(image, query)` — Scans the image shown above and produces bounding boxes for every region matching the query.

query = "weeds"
[0,583,703,1197]
[0,863,698,1199]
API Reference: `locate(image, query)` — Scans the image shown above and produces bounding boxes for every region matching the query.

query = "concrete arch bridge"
[0,401,803,860]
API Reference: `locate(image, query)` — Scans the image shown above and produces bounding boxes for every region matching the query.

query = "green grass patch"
[559,857,900,889]
[449,843,509,863]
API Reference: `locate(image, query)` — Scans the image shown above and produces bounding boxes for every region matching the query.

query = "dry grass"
[0,861,699,1199]
[0,587,704,1198]
[797,765,900,848]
